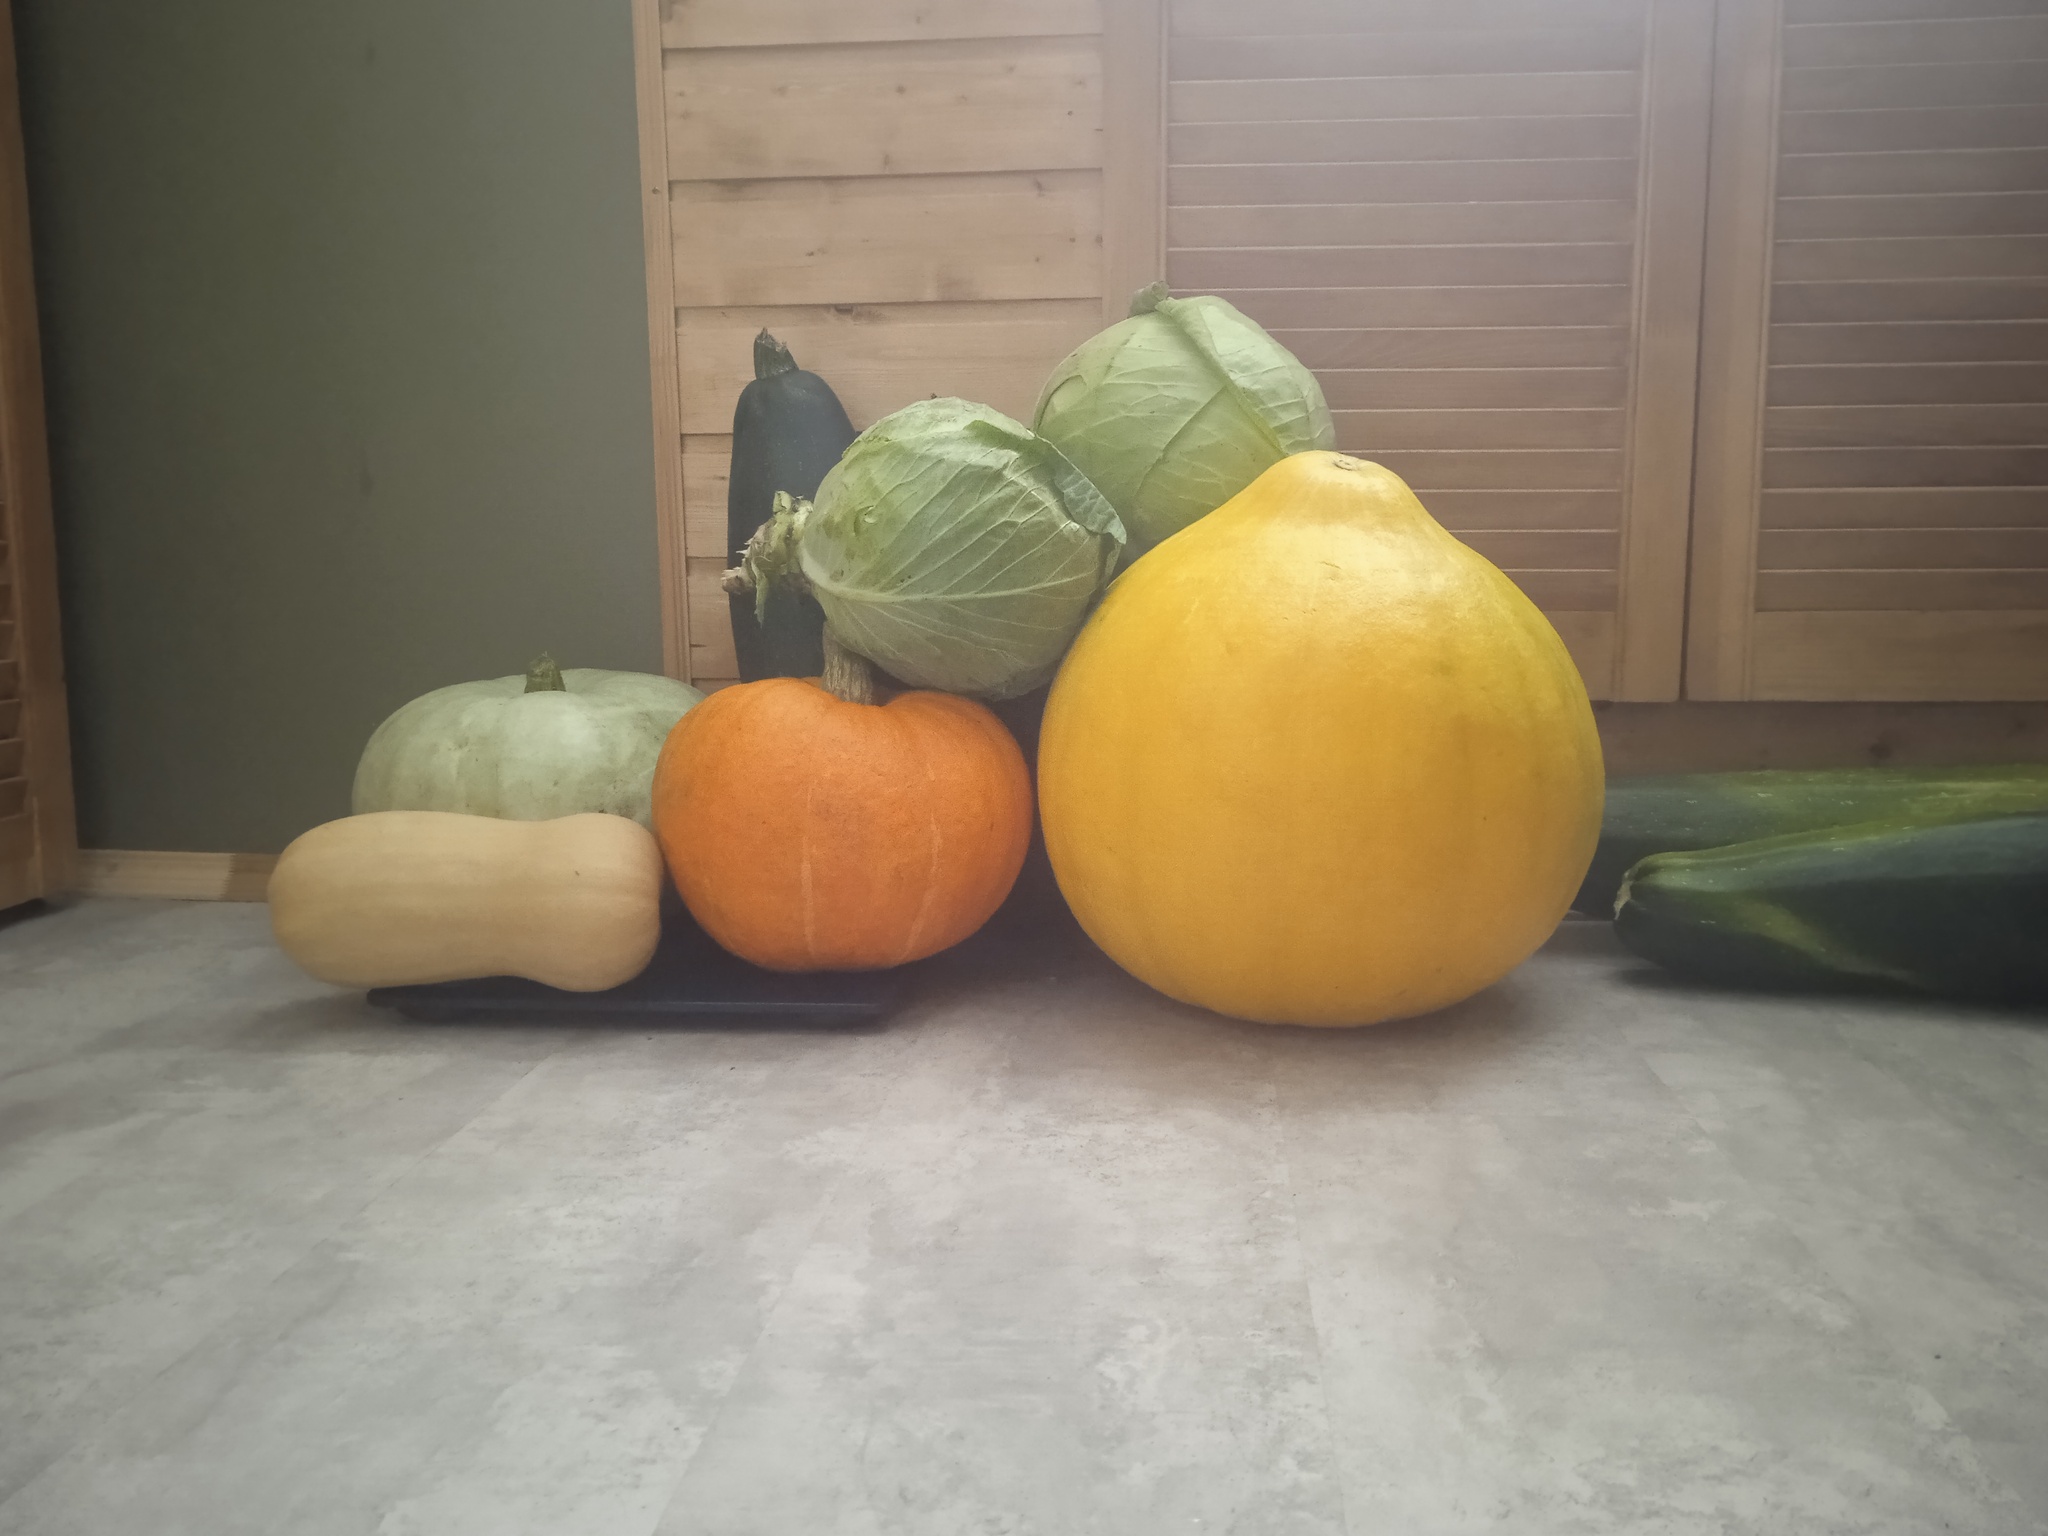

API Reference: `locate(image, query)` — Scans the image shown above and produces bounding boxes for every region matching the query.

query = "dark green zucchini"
[1613,812,2048,1005]
[1574,765,2048,916]
[728,331,857,680]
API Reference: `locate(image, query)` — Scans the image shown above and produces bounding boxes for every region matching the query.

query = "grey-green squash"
[352,654,703,827]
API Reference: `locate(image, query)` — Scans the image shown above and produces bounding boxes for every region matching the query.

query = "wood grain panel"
[1161,0,1684,697]
[1772,321,2048,364]
[1277,326,1633,369]
[636,0,689,679]
[1750,611,2048,699]
[1777,150,2048,199]
[1780,105,2048,154]
[1499,569,1619,610]
[1765,403,2048,449]
[1361,449,1626,490]
[1781,61,2048,114]
[1788,0,2048,21]
[662,0,1103,48]
[1336,408,1624,450]
[1172,116,1637,167]
[1172,0,1646,32]
[682,434,731,556]
[676,299,1099,432]
[1551,610,1617,696]
[1172,73,1639,123]
[1317,368,1629,409]
[1759,529,2048,569]
[1756,569,2048,611]
[1783,16,2048,68]
[1768,362,2048,405]
[1773,234,2048,283]
[1615,0,1716,700]
[1456,530,1621,567]
[0,738,19,778]
[687,557,739,678]
[1774,283,2048,325]
[1415,489,1624,529]
[1172,34,1641,82]
[1682,0,1779,699]
[1170,201,1637,250]
[1762,487,2048,528]
[0,0,75,890]
[1171,245,1633,291]
[1169,160,1638,207]
[0,698,16,741]
[671,173,1102,308]
[1776,193,2048,241]
[1100,0,1165,321]
[1244,287,1634,328]
[1764,447,2048,488]
[664,37,1101,180]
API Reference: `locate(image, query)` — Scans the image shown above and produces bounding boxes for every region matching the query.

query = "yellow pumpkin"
[268,811,664,990]
[1037,451,1603,1027]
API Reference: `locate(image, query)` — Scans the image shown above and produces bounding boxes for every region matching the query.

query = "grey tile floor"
[1,896,2044,1536]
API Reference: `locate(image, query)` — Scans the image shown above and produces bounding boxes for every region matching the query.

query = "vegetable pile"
[269,294,2042,1022]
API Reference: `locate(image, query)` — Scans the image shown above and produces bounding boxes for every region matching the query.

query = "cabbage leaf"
[1033,285,1334,559]
[794,398,1126,700]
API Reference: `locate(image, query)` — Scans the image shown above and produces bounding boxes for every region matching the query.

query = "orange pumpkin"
[651,636,1032,971]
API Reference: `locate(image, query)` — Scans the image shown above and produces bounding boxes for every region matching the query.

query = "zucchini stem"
[719,491,813,622]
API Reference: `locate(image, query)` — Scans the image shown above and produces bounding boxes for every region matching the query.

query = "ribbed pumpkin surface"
[652,679,1031,971]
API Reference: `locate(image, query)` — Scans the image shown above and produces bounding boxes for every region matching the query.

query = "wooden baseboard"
[1596,702,2048,775]
[75,850,277,902]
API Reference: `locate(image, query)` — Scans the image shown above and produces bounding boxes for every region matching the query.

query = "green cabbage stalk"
[725,398,1124,701]
[1033,284,1335,559]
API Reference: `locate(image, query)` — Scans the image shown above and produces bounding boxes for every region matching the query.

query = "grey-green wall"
[14,0,664,854]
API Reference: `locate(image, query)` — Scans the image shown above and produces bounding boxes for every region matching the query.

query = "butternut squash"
[268,811,664,991]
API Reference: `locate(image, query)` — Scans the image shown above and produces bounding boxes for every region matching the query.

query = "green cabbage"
[739,398,1125,701]
[1033,284,1335,559]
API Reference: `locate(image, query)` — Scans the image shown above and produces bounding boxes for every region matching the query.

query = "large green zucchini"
[1612,812,2048,1005]
[727,331,857,681]
[1574,765,2048,916]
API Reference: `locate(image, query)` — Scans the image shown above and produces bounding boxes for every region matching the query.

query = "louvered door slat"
[1688,0,2048,700]
[1164,0,1713,699]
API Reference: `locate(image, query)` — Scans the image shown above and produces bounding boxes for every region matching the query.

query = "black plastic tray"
[365,902,904,1024]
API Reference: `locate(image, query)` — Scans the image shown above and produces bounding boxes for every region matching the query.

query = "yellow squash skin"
[1037,452,1603,1027]
[268,811,664,991]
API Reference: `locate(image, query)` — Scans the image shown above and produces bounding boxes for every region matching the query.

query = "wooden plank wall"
[1162,0,1715,701]
[657,0,1109,688]
[0,0,74,904]
[1690,0,2048,700]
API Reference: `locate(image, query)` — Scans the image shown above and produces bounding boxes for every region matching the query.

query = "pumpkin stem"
[524,653,566,693]
[720,490,813,622]
[820,626,879,706]
[754,330,798,379]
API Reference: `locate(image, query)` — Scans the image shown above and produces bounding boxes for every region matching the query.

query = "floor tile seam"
[1810,995,2048,1172]
[0,1035,588,1523]
[1623,1015,2044,1525]
[638,1026,935,1535]
[1265,1051,1364,1536]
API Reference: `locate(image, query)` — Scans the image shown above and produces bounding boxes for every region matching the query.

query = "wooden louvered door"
[0,0,74,908]
[1689,0,2048,700]
[1160,0,1716,700]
